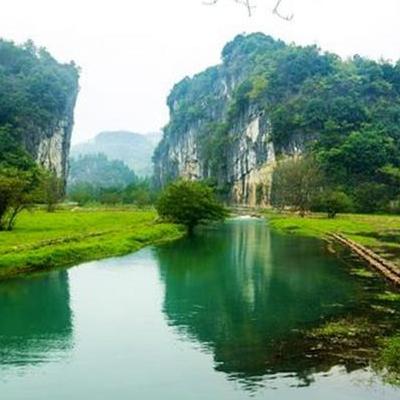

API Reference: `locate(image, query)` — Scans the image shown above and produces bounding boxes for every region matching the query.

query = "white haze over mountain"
[71,131,162,176]
[1,0,399,144]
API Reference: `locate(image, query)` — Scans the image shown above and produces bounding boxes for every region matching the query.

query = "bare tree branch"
[272,0,293,21]
[203,0,293,20]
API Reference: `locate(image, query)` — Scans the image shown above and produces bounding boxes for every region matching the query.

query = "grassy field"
[266,211,400,266]
[0,208,184,279]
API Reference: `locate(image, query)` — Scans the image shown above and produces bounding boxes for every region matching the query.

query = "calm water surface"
[0,219,399,399]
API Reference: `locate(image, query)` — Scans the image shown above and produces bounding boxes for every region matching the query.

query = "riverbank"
[0,208,184,280]
[265,212,400,269]
[265,211,400,383]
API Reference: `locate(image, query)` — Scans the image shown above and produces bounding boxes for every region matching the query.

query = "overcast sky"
[1,0,399,144]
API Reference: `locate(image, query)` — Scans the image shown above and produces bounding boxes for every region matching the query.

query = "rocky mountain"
[71,131,161,177]
[68,153,137,188]
[154,33,400,206]
[0,39,79,185]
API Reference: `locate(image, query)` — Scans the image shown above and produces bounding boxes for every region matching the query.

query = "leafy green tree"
[39,172,63,212]
[317,190,353,219]
[271,156,322,216]
[0,167,39,230]
[67,183,96,206]
[354,183,389,213]
[156,180,227,234]
[99,188,122,205]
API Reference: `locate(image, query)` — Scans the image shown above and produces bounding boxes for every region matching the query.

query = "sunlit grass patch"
[0,208,183,279]
[376,291,400,302]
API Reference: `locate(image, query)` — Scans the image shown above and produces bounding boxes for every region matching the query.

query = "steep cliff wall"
[155,33,400,209]
[0,39,79,186]
[154,34,309,206]
[28,90,78,183]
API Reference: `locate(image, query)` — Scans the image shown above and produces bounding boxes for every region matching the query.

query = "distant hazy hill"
[68,154,136,188]
[71,131,162,176]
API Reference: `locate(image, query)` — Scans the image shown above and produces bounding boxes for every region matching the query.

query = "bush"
[315,190,353,218]
[354,183,389,213]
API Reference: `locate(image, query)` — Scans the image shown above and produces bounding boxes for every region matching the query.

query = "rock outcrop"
[153,34,307,206]
[0,39,80,187]
[28,90,78,184]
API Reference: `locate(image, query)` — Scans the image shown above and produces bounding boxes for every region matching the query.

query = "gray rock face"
[155,111,270,206]
[23,89,78,186]
[153,33,315,206]
[154,89,305,207]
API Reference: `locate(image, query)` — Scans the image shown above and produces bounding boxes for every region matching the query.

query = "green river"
[0,218,399,399]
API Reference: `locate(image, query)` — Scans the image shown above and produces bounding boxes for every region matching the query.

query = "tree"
[354,183,389,213]
[317,190,353,219]
[156,180,227,234]
[67,183,95,206]
[40,171,63,212]
[205,0,293,20]
[271,156,322,216]
[0,167,39,230]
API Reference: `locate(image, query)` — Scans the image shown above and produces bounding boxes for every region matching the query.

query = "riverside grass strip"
[265,212,400,264]
[0,209,184,280]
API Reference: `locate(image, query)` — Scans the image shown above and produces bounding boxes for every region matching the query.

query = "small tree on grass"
[40,171,63,212]
[156,180,227,234]
[0,167,39,231]
[318,190,353,219]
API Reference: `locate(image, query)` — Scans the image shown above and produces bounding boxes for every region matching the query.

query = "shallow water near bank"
[0,219,399,399]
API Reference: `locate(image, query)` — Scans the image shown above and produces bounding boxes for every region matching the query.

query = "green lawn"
[266,212,400,266]
[0,208,183,279]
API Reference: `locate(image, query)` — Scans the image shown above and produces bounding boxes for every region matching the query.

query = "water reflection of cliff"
[0,271,73,367]
[155,220,362,383]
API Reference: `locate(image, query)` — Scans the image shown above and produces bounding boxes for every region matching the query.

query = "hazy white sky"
[1,0,399,144]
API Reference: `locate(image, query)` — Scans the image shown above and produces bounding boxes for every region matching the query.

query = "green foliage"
[0,209,183,278]
[39,171,63,212]
[0,126,36,170]
[320,127,396,184]
[67,153,157,207]
[0,167,41,230]
[68,153,137,188]
[198,122,230,179]
[67,179,156,208]
[156,180,227,233]
[157,33,400,211]
[265,212,400,267]
[376,336,400,384]
[314,190,353,218]
[0,39,79,131]
[0,40,79,227]
[353,183,389,213]
[271,157,322,215]
[71,131,159,177]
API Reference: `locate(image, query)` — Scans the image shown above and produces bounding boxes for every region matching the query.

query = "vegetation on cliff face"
[155,33,400,211]
[0,39,79,161]
[0,39,79,229]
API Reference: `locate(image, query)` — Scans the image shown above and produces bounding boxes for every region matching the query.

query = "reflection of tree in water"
[154,220,365,387]
[0,270,73,367]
